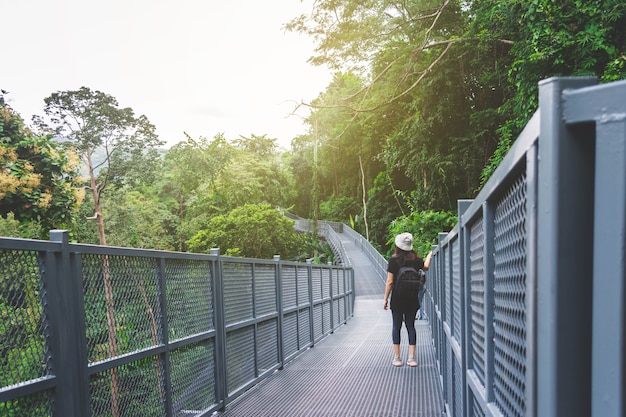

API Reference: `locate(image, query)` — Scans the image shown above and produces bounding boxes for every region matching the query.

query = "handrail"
[0,232,354,416]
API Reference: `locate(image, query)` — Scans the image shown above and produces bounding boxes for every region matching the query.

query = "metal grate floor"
[217,299,444,417]
[216,234,445,417]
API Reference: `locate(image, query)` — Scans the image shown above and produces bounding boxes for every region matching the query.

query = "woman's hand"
[424,251,433,270]
[383,299,389,310]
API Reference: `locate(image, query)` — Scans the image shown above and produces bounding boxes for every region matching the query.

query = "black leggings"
[391,308,418,345]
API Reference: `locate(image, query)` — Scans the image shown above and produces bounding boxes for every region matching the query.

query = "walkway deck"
[216,233,445,416]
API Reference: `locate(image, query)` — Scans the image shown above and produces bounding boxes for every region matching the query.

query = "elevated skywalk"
[217,230,445,416]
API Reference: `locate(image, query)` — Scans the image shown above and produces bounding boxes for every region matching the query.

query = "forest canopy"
[2,0,625,257]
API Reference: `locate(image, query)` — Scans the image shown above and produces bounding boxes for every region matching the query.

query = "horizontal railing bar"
[0,237,60,251]
[167,330,216,350]
[88,345,169,375]
[0,376,57,403]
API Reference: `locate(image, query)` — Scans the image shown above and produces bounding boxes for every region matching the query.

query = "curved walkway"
[217,232,445,416]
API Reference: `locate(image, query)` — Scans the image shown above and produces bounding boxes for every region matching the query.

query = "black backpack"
[394,266,426,299]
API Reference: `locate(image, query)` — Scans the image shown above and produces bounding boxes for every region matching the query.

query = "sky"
[2,0,331,149]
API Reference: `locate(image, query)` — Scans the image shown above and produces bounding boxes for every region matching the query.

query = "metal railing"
[292,218,351,266]
[292,217,387,275]
[423,77,626,417]
[0,231,354,416]
[340,225,388,284]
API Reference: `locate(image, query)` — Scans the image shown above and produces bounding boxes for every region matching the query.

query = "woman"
[383,232,432,367]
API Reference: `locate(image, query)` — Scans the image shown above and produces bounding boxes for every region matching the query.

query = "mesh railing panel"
[339,297,346,323]
[170,340,216,414]
[493,172,527,417]
[298,309,311,347]
[323,301,332,333]
[282,265,297,309]
[454,357,463,417]
[322,268,331,299]
[469,217,486,386]
[0,390,53,417]
[311,268,323,302]
[332,269,340,296]
[89,355,165,417]
[82,254,161,362]
[165,259,213,341]
[296,265,309,306]
[471,393,486,417]
[333,299,341,326]
[254,264,277,316]
[226,327,255,394]
[0,249,49,389]
[335,269,346,294]
[452,237,461,341]
[283,312,298,357]
[446,341,453,408]
[223,263,253,325]
[313,303,324,339]
[257,318,279,372]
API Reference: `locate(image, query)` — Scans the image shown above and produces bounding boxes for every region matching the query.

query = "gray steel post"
[590,100,626,417]
[525,140,539,417]
[328,262,335,332]
[48,230,90,416]
[482,201,495,405]
[562,80,626,417]
[458,199,472,417]
[156,257,173,416]
[438,232,448,338]
[307,259,315,346]
[537,77,597,417]
[274,255,285,369]
[210,248,227,410]
[251,262,258,378]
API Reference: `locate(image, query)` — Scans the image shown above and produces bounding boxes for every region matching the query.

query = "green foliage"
[103,187,179,250]
[476,0,626,181]
[0,212,44,239]
[294,233,335,264]
[365,170,410,250]
[387,209,457,257]
[187,204,303,259]
[0,102,82,237]
[320,195,360,223]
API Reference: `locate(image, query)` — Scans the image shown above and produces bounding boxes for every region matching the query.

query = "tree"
[158,133,233,251]
[232,133,279,156]
[40,86,163,245]
[214,150,295,210]
[187,203,302,259]
[104,187,179,250]
[287,1,491,216]
[0,98,82,237]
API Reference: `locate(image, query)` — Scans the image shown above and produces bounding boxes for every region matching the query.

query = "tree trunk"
[87,153,120,417]
[359,156,369,241]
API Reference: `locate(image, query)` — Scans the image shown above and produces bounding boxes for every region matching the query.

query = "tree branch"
[295,36,512,115]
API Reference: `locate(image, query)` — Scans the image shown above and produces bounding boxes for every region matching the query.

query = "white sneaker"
[392,356,402,367]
